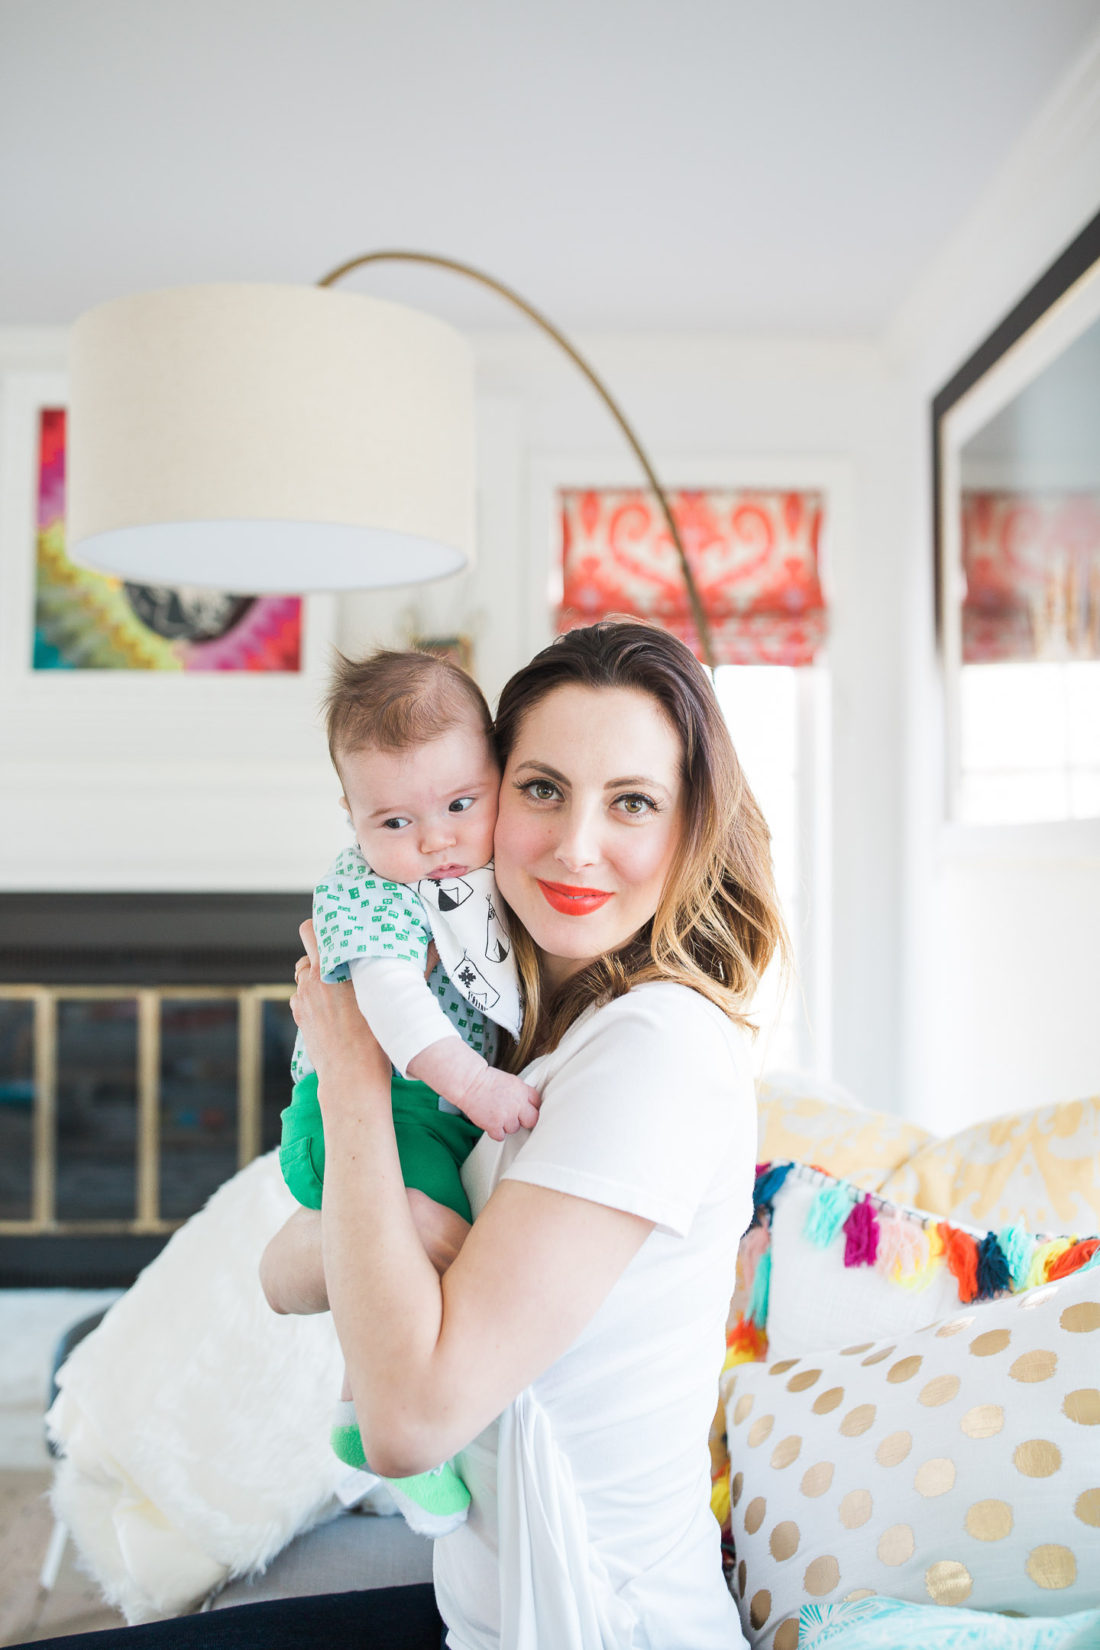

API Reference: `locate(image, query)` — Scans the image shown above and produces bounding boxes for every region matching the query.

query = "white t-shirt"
[433,980,755,1650]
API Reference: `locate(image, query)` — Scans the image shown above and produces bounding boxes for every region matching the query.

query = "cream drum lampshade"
[67,283,476,591]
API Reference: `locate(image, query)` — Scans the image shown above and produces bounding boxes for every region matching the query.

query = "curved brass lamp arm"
[317,250,715,670]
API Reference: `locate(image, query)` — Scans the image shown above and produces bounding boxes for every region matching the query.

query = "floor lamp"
[67,251,716,668]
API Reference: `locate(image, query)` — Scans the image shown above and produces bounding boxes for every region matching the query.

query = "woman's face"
[494,683,685,991]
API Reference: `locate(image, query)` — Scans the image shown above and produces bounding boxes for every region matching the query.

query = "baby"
[280,647,540,1537]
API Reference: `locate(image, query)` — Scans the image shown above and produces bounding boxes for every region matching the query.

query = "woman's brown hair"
[494,619,789,1068]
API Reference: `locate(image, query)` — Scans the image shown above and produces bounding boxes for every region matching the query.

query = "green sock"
[330,1400,370,1471]
[330,1401,470,1538]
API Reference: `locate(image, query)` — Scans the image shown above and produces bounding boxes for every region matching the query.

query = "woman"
[275,617,783,1648]
[24,620,784,1650]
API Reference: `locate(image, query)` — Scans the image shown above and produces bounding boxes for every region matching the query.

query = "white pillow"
[47,1153,353,1621]
[724,1263,1100,1650]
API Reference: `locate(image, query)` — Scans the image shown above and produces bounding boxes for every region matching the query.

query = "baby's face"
[339,719,500,886]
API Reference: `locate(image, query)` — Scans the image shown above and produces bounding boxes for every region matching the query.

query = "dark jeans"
[10,1587,445,1650]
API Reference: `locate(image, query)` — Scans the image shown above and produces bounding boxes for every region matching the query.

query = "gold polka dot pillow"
[724,1264,1100,1649]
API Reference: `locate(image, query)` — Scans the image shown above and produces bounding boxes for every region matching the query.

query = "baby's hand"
[459,1064,542,1141]
[407,1037,541,1141]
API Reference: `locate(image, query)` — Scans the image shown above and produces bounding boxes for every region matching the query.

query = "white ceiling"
[2,0,1099,335]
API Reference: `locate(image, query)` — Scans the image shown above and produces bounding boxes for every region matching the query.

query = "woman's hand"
[290,919,390,1093]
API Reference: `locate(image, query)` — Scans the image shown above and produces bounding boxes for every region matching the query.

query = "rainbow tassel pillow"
[736,1162,1099,1361]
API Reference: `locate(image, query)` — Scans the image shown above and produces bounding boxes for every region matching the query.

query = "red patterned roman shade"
[558,488,827,666]
[962,491,1100,662]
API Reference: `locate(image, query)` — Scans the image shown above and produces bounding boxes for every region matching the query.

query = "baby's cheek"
[470,810,498,866]
[364,837,415,884]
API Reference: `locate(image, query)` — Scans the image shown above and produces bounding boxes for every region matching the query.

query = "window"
[960,659,1100,824]
[714,665,825,1071]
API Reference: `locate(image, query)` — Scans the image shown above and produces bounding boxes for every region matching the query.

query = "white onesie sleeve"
[348,955,461,1079]
[501,980,754,1237]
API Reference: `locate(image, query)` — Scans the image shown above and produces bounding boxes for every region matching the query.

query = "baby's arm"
[349,956,456,1076]
[349,958,540,1141]
[407,1038,541,1141]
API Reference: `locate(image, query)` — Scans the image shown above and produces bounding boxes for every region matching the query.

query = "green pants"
[279,1070,482,1223]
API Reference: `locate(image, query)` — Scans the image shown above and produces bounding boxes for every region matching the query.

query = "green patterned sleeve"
[312,845,431,982]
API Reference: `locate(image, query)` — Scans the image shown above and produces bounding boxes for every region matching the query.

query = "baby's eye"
[617,793,656,816]
[382,816,411,830]
[449,796,475,813]
[521,779,561,802]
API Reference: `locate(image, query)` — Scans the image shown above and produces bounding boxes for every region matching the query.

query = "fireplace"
[0,892,309,1286]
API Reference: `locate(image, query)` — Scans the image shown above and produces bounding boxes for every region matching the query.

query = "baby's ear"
[338,796,350,814]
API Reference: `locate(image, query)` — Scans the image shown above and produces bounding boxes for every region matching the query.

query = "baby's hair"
[324,647,493,774]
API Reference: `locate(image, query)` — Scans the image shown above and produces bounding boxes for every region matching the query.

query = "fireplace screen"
[0,985,296,1234]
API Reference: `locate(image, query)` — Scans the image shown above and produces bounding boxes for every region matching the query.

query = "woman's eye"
[382,816,411,830]
[617,793,656,816]
[523,779,560,802]
[449,796,475,813]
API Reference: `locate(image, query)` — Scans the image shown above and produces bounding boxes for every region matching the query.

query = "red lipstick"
[537,879,612,916]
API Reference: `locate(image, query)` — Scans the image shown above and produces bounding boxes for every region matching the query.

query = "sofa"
[46,1071,1100,1643]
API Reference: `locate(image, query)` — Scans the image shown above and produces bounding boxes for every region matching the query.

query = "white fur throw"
[47,1152,366,1623]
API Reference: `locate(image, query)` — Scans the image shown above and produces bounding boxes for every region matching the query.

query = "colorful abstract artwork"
[33,408,303,671]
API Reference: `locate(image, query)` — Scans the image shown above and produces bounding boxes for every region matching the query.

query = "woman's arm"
[290,921,653,1479]
[262,1190,473,1313]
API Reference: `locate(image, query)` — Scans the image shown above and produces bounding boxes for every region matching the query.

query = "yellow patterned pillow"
[757,1073,931,1193]
[880,1097,1100,1232]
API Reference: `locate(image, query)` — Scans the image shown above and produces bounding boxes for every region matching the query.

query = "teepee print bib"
[312,845,521,1038]
[414,868,521,1038]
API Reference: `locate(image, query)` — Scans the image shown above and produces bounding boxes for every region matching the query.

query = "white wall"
[890,34,1100,1134]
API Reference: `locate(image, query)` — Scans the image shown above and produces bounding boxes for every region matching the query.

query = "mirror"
[934,209,1100,826]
